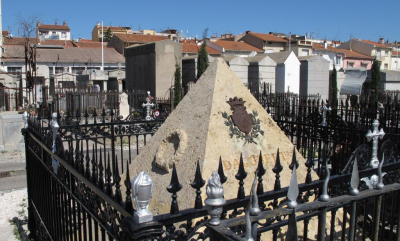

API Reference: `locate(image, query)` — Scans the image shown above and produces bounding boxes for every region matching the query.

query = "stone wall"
[0,112,24,152]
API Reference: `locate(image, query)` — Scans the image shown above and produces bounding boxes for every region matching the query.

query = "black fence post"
[21,123,37,240]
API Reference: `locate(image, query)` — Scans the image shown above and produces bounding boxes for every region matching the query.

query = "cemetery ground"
[0,150,28,241]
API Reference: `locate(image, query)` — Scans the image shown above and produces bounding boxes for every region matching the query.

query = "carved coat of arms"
[227,97,253,134]
[222,97,264,144]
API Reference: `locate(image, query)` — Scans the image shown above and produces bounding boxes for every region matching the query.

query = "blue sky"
[3,0,400,43]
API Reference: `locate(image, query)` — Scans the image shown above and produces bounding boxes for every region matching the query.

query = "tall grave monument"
[122,58,313,214]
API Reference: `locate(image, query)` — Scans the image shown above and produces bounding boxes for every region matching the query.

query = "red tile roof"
[79,38,93,42]
[246,31,287,43]
[3,37,39,45]
[312,43,374,59]
[215,40,264,52]
[359,39,391,49]
[94,26,127,31]
[392,50,400,56]
[114,33,168,43]
[182,42,221,54]
[38,24,70,31]
[73,42,109,48]
[39,39,75,47]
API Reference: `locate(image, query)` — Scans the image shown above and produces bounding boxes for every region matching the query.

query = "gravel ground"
[0,151,25,163]
[0,188,28,241]
[0,150,28,241]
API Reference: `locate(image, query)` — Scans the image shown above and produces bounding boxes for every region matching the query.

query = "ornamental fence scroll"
[23,110,400,240]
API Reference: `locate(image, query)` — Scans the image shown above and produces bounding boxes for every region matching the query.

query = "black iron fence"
[251,89,400,175]
[22,99,400,240]
[44,90,172,119]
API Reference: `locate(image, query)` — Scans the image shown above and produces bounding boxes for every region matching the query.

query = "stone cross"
[142,91,154,121]
[319,101,331,127]
[366,119,385,168]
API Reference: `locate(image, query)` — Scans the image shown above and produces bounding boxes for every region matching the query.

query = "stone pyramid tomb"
[121,58,313,214]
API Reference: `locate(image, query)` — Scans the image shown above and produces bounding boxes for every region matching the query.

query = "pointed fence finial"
[287,154,299,209]
[272,149,283,191]
[190,160,206,209]
[319,152,330,202]
[256,151,266,195]
[349,157,360,195]
[243,200,255,241]
[167,163,182,214]
[235,153,248,199]
[250,171,261,216]
[376,153,385,189]
[218,157,228,185]
[289,147,299,170]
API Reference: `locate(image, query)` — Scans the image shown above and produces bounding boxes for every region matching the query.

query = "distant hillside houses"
[0,21,399,111]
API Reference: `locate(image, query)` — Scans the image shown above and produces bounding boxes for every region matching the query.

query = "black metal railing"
[22,89,400,241]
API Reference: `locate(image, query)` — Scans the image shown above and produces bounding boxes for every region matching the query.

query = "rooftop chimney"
[378,38,384,44]
[324,40,327,49]
[63,21,67,26]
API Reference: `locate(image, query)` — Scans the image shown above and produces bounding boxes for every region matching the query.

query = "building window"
[7,67,22,75]
[348,62,354,68]
[384,63,388,70]
[301,49,308,56]
[55,67,63,74]
[376,50,381,60]
[61,32,67,38]
[336,56,342,65]
[361,63,368,68]
[385,50,389,56]
[72,67,85,74]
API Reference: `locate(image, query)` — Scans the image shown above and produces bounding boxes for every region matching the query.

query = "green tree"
[331,66,338,111]
[371,58,381,108]
[196,28,209,81]
[173,61,182,108]
[102,28,113,42]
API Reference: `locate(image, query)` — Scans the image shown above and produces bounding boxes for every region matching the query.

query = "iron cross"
[319,101,331,127]
[142,91,154,121]
[366,119,385,168]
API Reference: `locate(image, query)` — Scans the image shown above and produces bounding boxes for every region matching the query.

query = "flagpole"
[101,21,104,70]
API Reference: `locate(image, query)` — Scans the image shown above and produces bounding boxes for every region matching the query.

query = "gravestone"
[119,92,129,119]
[121,58,315,214]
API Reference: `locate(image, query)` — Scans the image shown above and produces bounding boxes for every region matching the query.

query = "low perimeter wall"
[0,111,25,152]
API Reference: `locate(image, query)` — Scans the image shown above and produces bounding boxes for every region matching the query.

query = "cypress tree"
[196,28,209,81]
[103,28,113,42]
[331,66,338,110]
[173,61,182,108]
[371,58,381,108]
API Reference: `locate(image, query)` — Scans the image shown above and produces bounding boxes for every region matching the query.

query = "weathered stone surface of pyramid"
[121,58,313,214]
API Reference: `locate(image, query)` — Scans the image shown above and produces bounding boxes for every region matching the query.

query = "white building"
[37,21,71,41]
[266,51,300,94]
[245,54,277,93]
[222,56,249,84]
